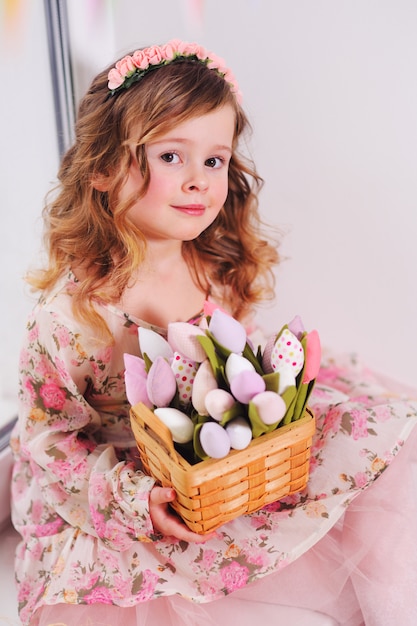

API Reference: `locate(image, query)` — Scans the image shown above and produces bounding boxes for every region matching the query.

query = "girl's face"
[122,105,235,244]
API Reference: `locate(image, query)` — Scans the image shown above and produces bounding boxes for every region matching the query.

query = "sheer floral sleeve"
[14,304,157,550]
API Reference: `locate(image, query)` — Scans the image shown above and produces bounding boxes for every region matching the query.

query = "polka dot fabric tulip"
[124,304,321,462]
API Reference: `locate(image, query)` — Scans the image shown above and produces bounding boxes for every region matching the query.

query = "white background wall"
[1,0,416,421]
[0,1,59,422]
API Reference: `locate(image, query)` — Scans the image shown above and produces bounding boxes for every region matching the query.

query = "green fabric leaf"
[196,335,227,387]
[192,421,211,461]
[248,401,284,438]
[293,379,316,420]
[242,342,264,374]
[204,330,233,361]
[142,352,153,373]
[281,385,297,424]
[262,372,280,393]
[219,402,246,427]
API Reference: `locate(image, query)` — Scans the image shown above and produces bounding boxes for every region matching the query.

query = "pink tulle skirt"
[32,422,417,626]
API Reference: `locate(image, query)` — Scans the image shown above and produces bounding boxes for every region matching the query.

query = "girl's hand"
[149,486,217,543]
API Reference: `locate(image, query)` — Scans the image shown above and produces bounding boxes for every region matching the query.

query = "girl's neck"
[119,242,208,328]
[140,239,184,276]
[72,241,210,328]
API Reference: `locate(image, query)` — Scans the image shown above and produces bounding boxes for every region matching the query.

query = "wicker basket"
[130,403,315,534]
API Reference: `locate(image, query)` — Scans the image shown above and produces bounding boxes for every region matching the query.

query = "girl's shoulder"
[35,270,78,313]
[33,270,168,340]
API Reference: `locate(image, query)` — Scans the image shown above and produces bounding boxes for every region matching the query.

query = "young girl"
[11,40,417,626]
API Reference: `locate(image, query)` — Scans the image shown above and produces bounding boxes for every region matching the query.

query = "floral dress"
[11,272,417,626]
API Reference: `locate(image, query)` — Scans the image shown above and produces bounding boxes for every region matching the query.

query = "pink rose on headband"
[207,53,227,73]
[115,55,135,77]
[107,39,242,102]
[108,68,124,90]
[161,42,176,60]
[176,41,207,59]
[132,49,149,70]
[223,69,236,84]
[146,45,164,66]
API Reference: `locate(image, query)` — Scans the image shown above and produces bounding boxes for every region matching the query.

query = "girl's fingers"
[149,487,217,542]
[149,487,176,505]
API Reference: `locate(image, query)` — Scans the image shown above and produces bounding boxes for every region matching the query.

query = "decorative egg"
[199,422,231,459]
[167,322,208,363]
[208,309,247,354]
[250,390,287,425]
[230,370,266,404]
[171,352,198,406]
[153,407,194,444]
[204,388,235,421]
[123,353,152,408]
[138,327,173,362]
[191,359,219,415]
[226,417,252,450]
[225,352,255,383]
[270,328,304,377]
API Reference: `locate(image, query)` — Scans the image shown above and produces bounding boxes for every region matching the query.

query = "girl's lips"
[172,204,206,215]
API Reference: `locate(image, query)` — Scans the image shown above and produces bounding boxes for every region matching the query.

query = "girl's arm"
[15,307,210,549]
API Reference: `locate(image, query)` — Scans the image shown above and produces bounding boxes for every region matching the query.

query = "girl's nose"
[182,166,209,193]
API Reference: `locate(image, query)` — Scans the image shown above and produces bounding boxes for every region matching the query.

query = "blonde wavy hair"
[29,54,279,338]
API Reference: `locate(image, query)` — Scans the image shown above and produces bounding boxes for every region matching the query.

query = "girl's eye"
[160,152,180,164]
[205,157,224,169]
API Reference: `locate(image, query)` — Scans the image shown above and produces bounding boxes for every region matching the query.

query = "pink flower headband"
[107,39,242,103]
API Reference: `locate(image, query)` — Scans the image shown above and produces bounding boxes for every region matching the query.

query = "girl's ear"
[91,173,110,192]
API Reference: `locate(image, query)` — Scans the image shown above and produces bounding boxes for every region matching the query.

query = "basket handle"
[131,403,180,463]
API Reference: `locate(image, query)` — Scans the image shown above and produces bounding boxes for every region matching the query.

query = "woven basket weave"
[130,402,315,534]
